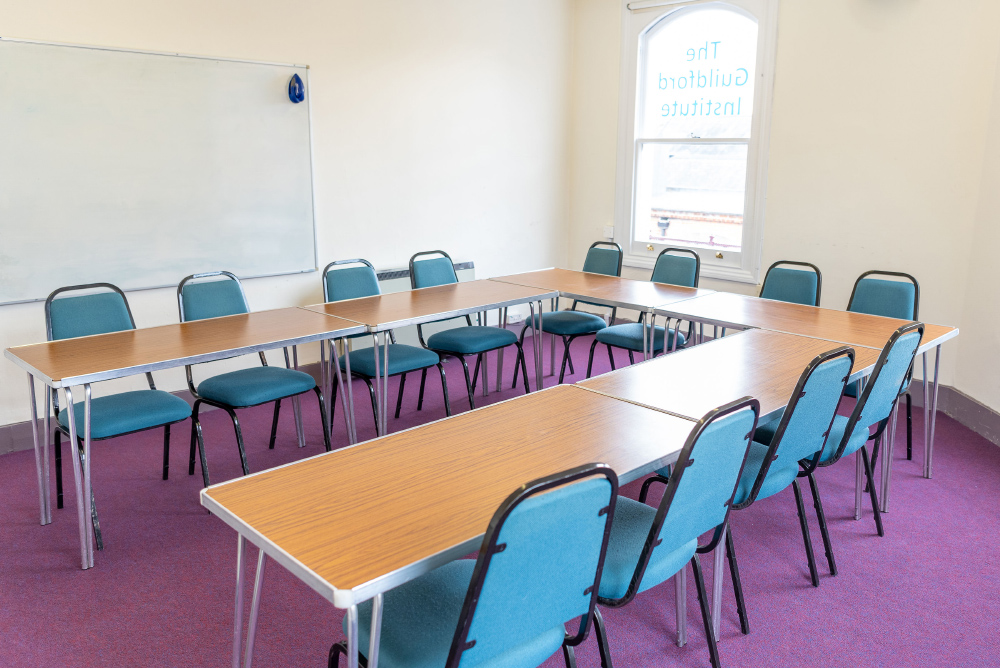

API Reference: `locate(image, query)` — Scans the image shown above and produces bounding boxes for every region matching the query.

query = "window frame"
[614,0,780,284]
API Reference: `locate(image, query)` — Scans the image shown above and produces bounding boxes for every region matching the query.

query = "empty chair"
[758,260,822,306]
[846,270,920,461]
[327,463,618,668]
[593,398,759,668]
[586,247,699,376]
[46,283,193,550]
[517,241,624,385]
[178,271,332,487]
[323,259,450,436]
[409,250,529,409]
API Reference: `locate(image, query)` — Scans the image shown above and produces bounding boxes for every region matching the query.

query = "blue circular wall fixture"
[288,73,305,103]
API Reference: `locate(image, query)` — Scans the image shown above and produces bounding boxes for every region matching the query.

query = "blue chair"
[593,398,759,668]
[846,270,920,461]
[327,463,618,668]
[177,271,332,486]
[323,259,451,436]
[758,260,822,306]
[755,322,923,547]
[585,247,699,377]
[45,283,193,550]
[409,250,529,409]
[516,241,624,385]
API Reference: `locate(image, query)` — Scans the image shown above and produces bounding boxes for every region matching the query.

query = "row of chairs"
[328,321,923,668]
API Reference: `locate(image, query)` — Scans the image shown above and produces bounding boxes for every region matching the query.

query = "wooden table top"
[578,329,883,422]
[201,384,695,607]
[4,307,365,388]
[490,268,713,310]
[656,292,958,353]
[301,279,557,330]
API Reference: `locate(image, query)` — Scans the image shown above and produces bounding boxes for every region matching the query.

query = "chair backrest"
[832,322,923,463]
[177,271,250,322]
[323,259,381,302]
[759,261,822,306]
[847,270,919,321]
[45,283,136,341]
[650,248,700,288]
[410,250,459,289]
[741,348,854,505]
[446,464,618,668]
[616,398,757,603]
[581,241,623,277]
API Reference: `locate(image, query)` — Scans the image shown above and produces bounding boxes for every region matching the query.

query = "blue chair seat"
[349,559,566,668]
[197,366,315,408]
[529,311,607,337]
[340,344,440,377]
[427,326,517,355]
[58,390,191,440]
[595,323,685,352]
[733,441,802,506]
[598,496,697,601]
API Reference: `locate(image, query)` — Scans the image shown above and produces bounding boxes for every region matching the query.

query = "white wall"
[0,0,573,425]
[567,0,1000,405]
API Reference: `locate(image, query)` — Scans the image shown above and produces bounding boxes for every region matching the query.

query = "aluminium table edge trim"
[746,326,958,356]
[3,350,55,387]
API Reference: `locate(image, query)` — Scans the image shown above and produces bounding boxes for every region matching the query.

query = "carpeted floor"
[1,330,997,667]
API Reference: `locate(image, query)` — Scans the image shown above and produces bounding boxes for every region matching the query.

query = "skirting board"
[2,367,998,455]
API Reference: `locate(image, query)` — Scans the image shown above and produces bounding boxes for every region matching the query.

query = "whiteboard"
[0,39,317,304]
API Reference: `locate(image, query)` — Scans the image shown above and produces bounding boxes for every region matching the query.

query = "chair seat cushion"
[820,415,871,463]
[340,344,440,378]
[348,559,566,668]
[752,413,782,446]
[196,366,315,408]
[595,323,685,352]
[58,390,191,440]
[530,311,607,337]
[427,326,517,355]
[733,441,802,506]
[598,496,697,601]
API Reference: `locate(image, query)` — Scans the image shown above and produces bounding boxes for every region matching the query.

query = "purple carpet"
[0,331,997,667]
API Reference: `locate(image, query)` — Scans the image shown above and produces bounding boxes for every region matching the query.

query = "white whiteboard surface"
[0,39,317,304]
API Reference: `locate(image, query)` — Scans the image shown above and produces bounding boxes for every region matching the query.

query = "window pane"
[639,8,758,139]
[633,142,747,251]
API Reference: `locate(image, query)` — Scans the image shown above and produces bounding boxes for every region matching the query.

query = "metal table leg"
[496,308,506,392]
[368,593,384,668]
[243,549,267,668]
[27,374,50,525]
[345,604,360,668]
[880,402,899,513]
[712,525,726,640]
[550,297,557,376]
[675,569,687,647]
[925,346,941,479]
[232,535,246,668]
[287,347,305,448]
[63,387,90,569]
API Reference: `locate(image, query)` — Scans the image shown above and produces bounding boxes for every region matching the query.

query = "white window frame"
[614,0,779,283]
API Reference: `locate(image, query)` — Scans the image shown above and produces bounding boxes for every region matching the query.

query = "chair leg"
[436,364,452,417]
[562,642,578,668]
[223,407,250,476]
[161,424,171,480]
[906,392,913,461]
[586,339,599,379]
[471,354,483,393]
[394,373,407,420]
[193,418,210,488]
[514,343,531,394]
[77,442,104,551]
[592,607,615,668]
[807,472,837,576]
[511,345,523,390]
[639,474,668,504]
[313,388,333,453]
[268,399,281,450]
[860,445,885,537]
[189,399,203,476]
[565,340,576,375]
[691,555,722,668]
[459,355,476,410]
[362,378,380,437]
[606,343,616,371]
[558,337,574,385]
[627,350,635,365]
[417,368,428,411]
[55,430,64,510]
[726,528,750,635]
[792,479,820,587]
[513,324,529,390]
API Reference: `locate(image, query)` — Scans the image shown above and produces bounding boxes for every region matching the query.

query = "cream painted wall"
[0,0,573,425]
[567,0,1000,402]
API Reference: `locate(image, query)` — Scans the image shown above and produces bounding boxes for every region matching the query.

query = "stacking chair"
[177,271,332,487]
[758,260,822,306]
[409,250,529,409]
[516,241,624,385]
[585,248,699,377]
[46,283,193,549]
[593,398,759,668]
[328,463,618,668]
[323,259,450,435]
[846,270,920,460]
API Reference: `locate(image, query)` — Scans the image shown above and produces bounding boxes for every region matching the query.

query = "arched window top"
[638,5,758,139]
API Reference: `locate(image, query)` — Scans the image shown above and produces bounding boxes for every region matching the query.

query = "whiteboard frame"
[0,36,319,305]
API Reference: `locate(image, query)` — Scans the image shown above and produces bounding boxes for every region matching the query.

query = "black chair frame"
[329,462,619,668]
[759,260,823,306]
[409,250,530,410]
[177,272,332,488]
